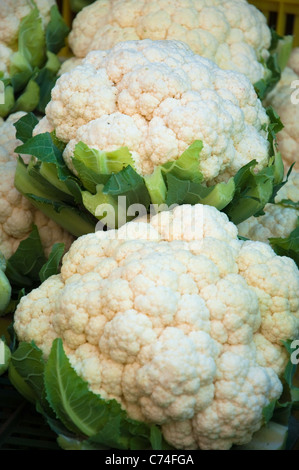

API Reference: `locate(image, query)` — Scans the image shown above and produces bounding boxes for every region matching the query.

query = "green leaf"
[46,5,70,54]
[103,165,151,212]
[18,6,46,69]
[263,401,277,424]
[0,270,12,316]
[44,338,125,437]
[82,185,119,228]
[5,225,47,289]
[57,434,109,450]
[72,158,110,193]
[39,243,65,283]
[73,142,135,175]
[144,167,167,206]
[269,223,299,268]
[15,132,64,166]
[162,140,204,183]
[254,54,281,100]
[10,341,45,401]
[9,52,33,93]
[34,67,57,114]
[165,173,235,211]
[276,35,294,72]
[0,252,6,273]
[14,158,96,237]
[0,85,15,118]
[223,160,276,225]
[14,111,39,143]
[70,0,95,13]
[11,79,40,113]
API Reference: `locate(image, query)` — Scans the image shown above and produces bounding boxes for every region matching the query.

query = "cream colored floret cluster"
[14,204,299,450]
[0,112,74,258]
[36,39,270,184]
[68,0,271,85]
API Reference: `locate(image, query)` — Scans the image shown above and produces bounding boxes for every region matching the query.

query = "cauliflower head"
[264,66,299,172]
[14,203,299,450]
[288,47,299,76]
[0,113,74,258]
[68,0,271,85]
[37,39,270,184]
[0,0,55,49]
[237,171,299,243]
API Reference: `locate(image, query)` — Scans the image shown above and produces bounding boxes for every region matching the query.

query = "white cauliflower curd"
[14,203,299,450]
[67,0,272,85]
[36,39,270,184]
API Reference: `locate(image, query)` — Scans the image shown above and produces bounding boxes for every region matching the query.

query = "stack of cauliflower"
[0,113,74,259]
[14,203,299,450]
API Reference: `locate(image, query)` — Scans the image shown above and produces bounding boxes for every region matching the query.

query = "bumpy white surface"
[38,39,270,183]
[68,0,271,84]
[0,113,74,258]
[14,204,299,450]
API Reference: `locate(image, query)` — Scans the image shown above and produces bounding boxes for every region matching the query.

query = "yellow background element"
[249,0,299,46]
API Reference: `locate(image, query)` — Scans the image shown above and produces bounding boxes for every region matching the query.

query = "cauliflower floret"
[58,56,83,76]
[0,114,74,258]
[68,0,271,85]
[42,39,270,184]
[14,203,299,450]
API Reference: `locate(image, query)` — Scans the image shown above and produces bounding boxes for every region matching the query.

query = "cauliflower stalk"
[65,0,291,95]
[13,203,299,450]
[0,0,69,118]
[14,40,284,236]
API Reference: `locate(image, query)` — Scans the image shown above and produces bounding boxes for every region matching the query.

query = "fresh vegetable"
[0,0,69,118]
[14,40,285,234]
[0,252,11,315]
[0,112,74,259]
[237,170,299,264]
[13,203,299,450]
[66,0,291,94]
[264,61,299,172]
